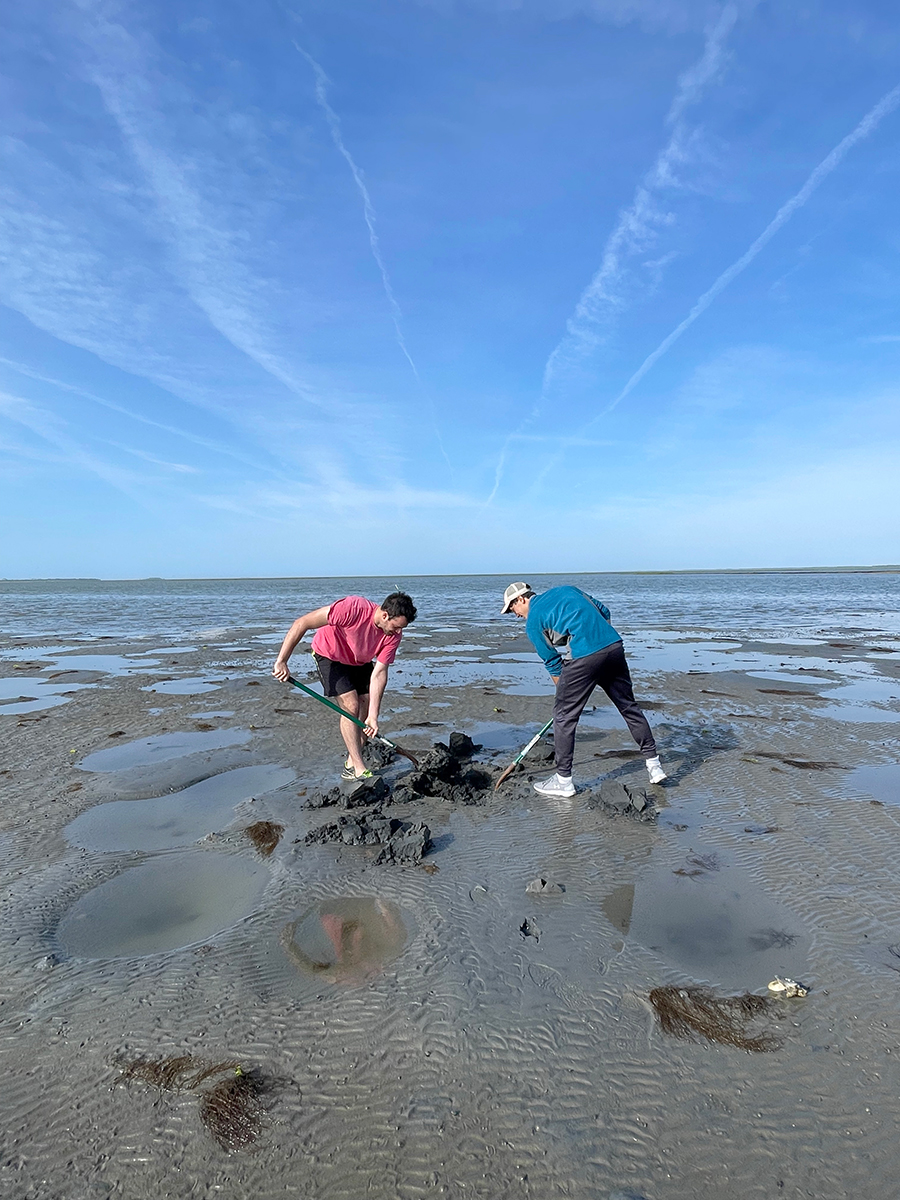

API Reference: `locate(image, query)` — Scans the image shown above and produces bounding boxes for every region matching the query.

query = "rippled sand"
[1,621,900,1198]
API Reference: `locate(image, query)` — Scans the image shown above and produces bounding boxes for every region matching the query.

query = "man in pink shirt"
[272,592,417,780]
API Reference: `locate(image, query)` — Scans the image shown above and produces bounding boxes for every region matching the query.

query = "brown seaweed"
[649,985,781,1051]
[197,1070,265,1151]
[120,1054,240,1091]
[118,1055,269,1150]
[243,820,284,856]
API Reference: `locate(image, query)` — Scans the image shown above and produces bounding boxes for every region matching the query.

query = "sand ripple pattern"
[4,635,900,1197]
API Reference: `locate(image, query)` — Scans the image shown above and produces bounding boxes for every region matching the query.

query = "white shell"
[768,976,809,998]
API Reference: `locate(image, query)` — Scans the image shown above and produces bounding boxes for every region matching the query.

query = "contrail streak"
[295,43,420,381]
[293,42,452,470]
[542,3,738,395]
[588,82,900,424]
[486,6,737,504]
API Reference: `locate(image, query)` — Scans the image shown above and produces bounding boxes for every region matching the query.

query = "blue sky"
[1,0,898,577]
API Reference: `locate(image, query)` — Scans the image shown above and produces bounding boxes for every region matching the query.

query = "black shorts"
[314,654,374,698]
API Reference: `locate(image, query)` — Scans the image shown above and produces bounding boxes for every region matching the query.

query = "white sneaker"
[646,756,667,784]
[533,773,576,798]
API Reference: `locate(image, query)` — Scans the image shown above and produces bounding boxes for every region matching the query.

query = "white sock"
[557,773,572,782]
[645,756,661,767]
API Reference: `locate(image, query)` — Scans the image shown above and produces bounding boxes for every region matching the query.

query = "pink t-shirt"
[311,596,402,666]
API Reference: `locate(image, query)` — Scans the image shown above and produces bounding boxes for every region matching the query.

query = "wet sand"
[2,620,900,1198]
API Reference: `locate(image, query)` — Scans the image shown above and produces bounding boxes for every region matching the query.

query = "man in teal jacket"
[502,581,666,798]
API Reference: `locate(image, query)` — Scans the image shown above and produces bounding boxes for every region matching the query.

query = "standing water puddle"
[56,851,267,958]
[280,897,408,986]
[847,762,900,806]
[78,728,252,772]
[142,677,224,695]
[65,764,295,852]
[626,844,809,990]
[0,676,95,716]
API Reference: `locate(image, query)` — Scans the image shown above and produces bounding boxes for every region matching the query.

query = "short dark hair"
[381,591,417,622]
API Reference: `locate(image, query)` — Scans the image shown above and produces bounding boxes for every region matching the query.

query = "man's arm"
[586,593,611,622]
[364,661,389,736]
[525,610,563,676]
[272,605,331,681]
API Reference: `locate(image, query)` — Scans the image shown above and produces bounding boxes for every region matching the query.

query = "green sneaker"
[341,765,373,781]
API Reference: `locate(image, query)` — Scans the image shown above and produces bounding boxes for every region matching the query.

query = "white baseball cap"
[501,581,531,614]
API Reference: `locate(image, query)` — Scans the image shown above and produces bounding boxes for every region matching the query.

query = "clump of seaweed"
[243,820,284,856]
[197,1069,265,1151]
[118,1054,270,1150]
[121,1053,239,1090]
[648,985,782,1052]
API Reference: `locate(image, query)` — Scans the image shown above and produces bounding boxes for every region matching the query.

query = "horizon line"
[2,565,899,583]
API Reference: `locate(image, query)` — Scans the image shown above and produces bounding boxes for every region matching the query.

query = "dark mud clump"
[303,807,431,865]
[392,737,491,806]
[119,1055,270,1150]
[587,780,660,823]
[305,733,492,810]
[648,986,781,1051]
[362,740,397,769]
[243,820,284,856]
[308,775,391,810]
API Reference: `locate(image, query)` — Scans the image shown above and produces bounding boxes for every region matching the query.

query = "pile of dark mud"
[586,779,660,823]
[307,775,391,810]
[392,734,491,806]
[309,733,492,811]
[302,808,431,865]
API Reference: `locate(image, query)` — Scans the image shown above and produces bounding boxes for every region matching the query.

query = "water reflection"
[281,897,407,986]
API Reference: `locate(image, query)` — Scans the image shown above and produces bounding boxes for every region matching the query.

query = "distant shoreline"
[2,566,899,584]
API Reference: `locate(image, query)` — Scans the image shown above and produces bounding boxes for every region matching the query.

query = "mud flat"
[2,614,900,1199]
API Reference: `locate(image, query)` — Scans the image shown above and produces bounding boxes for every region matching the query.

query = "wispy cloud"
[0,3,406,499]
[81,16,336,419]
[0,355,285,477]
[543,3,737,393]
[485,4,737,502]
[102,441,201,473]
[584,81,900,424]
[0,389,152,501]
[413,1,730,36]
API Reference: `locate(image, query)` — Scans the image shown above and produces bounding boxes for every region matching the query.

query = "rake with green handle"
[285,675,420,768]
[494,718,554,789]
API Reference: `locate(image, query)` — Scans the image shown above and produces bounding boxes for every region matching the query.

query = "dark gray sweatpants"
[553,641,657,776]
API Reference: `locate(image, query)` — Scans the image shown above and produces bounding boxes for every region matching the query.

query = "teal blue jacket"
[525,586,622,676]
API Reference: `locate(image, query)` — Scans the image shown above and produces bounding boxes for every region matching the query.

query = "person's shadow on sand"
[575,721,741,796]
